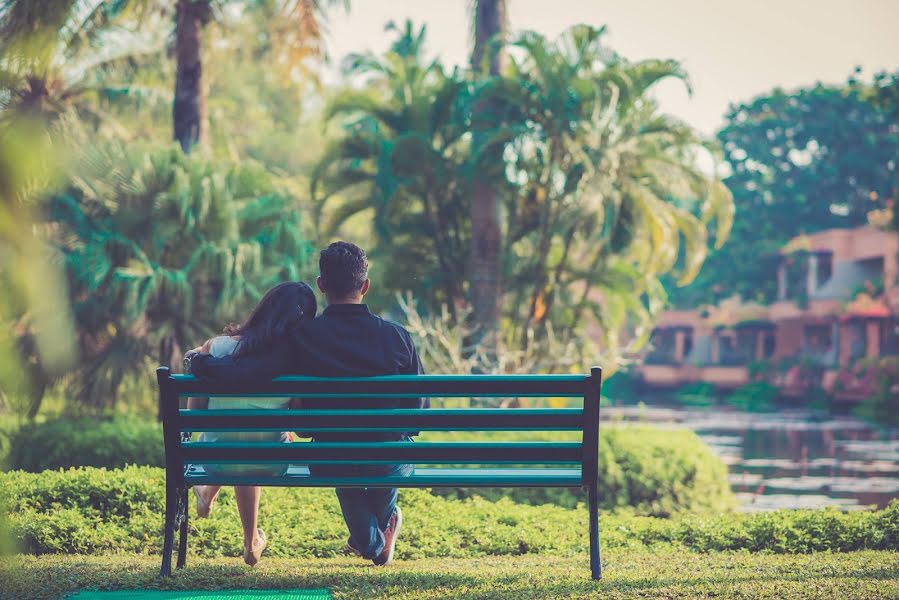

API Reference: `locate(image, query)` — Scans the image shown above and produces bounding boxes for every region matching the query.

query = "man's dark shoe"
[343,537,362,557]
[372,506,403,566]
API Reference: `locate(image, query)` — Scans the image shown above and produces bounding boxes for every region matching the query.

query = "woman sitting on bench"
[186,281,317,566]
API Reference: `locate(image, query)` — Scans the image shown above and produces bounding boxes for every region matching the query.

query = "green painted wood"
[177,408,585,431]
[180,409,583,417]
[182,441,581,449]
[179,441,583,464]
[170,374,587,383]
[167,373,589,398]
[183,465,584,488]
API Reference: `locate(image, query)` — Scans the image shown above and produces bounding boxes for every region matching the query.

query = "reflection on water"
[602,406,899,511]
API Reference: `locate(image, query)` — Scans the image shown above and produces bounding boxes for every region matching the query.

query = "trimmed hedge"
[6,419,734,516]
[6,416,163,472]
[2,466,897,558]
[423,427,735,516]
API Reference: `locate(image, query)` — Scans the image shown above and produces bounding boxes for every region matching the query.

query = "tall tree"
[468,0,506,359]
[669,72,899,308]
[0,0,164,125]
[46,137,314,414]
[172,0,211,152]
[315,23,733,368]
[172,0,349,153]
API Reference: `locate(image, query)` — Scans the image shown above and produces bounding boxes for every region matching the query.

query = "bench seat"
[184,465,584,488]
[156,368,603,579]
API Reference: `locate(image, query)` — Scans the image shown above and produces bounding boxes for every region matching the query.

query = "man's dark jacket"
[190,303,426,441]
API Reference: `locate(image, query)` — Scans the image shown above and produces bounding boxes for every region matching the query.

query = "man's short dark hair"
[319,241,369,299]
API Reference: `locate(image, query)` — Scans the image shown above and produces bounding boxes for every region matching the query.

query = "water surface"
[603,405,899,511]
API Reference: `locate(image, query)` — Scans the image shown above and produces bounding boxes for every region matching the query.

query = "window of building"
[816,252,833,287]
[762,331,776,358]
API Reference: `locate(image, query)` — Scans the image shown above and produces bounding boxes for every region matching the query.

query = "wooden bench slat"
[178,408,585,431]
[179,441,583,463]
[183,465,585,487]
[168,374,588,397]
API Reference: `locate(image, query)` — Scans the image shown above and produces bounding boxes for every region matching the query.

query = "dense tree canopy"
[46,138,314,412]
[315,23,733,367]
[670,72,899,307]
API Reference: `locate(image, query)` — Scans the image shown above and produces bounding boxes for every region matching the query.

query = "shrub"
[5,418,732,516]
[674,382,716,407]
[6,416,163,472]
[726,381,778,412]
[1,466,897,557]
[423,426,735,516]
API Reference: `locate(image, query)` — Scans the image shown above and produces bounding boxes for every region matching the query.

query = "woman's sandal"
[243,528,267,566]
[193,486,217,518]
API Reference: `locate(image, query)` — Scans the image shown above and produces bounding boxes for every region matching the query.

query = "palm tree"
[491,25,733,355]
[468,0,507,358]
[0,0,348,151]
[172,0,350,153]
[312,21,472,315]
[0,0,165,124]
[316,23,733,369]
[46,137,313,414]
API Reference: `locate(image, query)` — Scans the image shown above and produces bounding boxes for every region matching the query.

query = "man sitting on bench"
[188,241,426,566]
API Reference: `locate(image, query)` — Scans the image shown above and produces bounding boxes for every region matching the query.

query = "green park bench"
[155,367,604,579]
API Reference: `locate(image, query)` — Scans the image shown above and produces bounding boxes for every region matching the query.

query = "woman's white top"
[199,336,290,444]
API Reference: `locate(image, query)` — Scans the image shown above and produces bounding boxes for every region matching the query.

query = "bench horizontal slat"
[179,441,582,463]
[168,374,587,397]
[178,408,584,431]
[183,465,585,487]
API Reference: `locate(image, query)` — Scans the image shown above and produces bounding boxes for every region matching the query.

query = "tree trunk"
[173,0,211,153]
[468,0,506,362]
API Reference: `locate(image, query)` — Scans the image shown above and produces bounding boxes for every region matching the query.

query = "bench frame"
[156,367,603,579]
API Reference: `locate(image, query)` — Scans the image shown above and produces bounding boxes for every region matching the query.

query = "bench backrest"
[156,367,602,487]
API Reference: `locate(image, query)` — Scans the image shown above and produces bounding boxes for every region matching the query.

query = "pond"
[602,404,899,511]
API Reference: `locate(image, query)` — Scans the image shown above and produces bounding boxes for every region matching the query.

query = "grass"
[2,551,898,599]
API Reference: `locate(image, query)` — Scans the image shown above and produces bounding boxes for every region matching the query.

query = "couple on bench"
[182,241,425,568]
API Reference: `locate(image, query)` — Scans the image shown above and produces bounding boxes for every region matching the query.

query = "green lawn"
[2,551,898,600]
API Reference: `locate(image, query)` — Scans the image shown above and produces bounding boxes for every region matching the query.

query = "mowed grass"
[2,551,898,600]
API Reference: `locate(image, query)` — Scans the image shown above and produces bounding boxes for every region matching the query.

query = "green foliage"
[670,70,899,308]
[4,552,899,600]
[43,139,315,411]
[3,419,732,516]
[725,381,778,412]
[423,427,734,516]
[6,416,163,472]
[674,382,716,407]
[854,357,899,426]
[315,22,733,369]
[2,466,897,558]
[0,0,165,124]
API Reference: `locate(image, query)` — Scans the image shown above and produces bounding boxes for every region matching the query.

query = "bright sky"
[325,0,899,135]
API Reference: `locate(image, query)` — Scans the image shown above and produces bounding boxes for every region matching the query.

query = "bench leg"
[160,481,178,577]
[176,487,189,570]
[588,481,602,580]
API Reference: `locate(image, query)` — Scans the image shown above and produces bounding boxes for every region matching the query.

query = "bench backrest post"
[582,366,602,487]
[157,367,185,488]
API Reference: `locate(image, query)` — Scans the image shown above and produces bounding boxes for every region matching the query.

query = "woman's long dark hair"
[224,281,317,357]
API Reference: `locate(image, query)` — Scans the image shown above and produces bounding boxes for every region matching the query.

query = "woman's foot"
[243,528,267,566]
[193,486,218,518]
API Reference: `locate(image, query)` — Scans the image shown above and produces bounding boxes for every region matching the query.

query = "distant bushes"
[425,427,735,516]
[2,466,897,557]
[5,420,732,517]
[6,417,163,472]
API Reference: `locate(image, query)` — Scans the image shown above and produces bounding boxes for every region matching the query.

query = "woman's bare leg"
[234,485,263,554]
[193,485,221,518]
